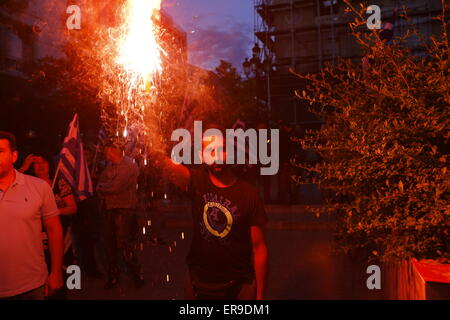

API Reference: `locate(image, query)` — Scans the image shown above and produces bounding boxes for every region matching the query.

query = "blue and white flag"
[56,114,93,202]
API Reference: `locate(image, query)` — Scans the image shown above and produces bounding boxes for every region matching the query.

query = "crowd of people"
[0,129,269,300]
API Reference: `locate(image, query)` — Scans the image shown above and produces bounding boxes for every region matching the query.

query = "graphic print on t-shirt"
[200,192,239,244]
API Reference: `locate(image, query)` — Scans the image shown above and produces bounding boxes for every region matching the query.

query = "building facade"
[0,0,67,79]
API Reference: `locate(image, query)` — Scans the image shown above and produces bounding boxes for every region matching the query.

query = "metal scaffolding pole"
[265,3,272,113]
[330,1,336,65]
[316,0,323,69]
[290,0,296,69]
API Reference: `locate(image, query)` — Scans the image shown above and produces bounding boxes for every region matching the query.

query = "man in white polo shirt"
[0,131,64,299]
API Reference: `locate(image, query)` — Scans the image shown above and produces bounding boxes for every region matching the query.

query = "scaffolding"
[254,0,329,125]
[253,0,443,124]
[254,0,342,70]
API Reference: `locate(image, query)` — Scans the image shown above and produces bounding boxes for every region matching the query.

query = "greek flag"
[56,114,93,202]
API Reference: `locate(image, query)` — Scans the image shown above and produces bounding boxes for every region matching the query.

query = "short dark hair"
[104,138,125,151]
[0,131,17,151]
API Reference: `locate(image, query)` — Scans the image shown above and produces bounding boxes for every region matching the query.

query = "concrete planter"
[384,259,450,300]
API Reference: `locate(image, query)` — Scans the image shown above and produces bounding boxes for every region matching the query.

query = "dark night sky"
[162,0,254,71]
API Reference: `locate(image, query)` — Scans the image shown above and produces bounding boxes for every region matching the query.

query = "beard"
[0,165,12,179]
[208,163,227,175]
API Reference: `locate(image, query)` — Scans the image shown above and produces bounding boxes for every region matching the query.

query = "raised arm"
[151,150,191,191]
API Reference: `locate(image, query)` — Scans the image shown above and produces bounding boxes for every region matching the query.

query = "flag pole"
[52,159,62,189]
[91,142,100,176]
[53,113,76,189]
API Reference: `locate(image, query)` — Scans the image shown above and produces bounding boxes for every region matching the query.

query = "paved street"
[68,204,383,300]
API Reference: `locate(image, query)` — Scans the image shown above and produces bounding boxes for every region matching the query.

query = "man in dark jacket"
[97,139,143,289]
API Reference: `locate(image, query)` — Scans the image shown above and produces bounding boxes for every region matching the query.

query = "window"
[317,0,339,16]
[0,26,23,61]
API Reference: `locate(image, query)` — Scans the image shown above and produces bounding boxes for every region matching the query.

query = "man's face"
[202,135,226,174]
[0,139,18,179]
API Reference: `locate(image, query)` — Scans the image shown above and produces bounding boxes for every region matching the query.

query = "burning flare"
[93,0,165,159]
[116,0,163,91]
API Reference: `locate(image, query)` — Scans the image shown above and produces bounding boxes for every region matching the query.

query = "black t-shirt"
[186,167,267,283]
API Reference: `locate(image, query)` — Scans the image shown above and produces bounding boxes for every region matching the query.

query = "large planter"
[384,259,450,300]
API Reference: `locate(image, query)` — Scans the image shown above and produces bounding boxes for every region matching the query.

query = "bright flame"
[94,0,165,162]
[117,0,162,89]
